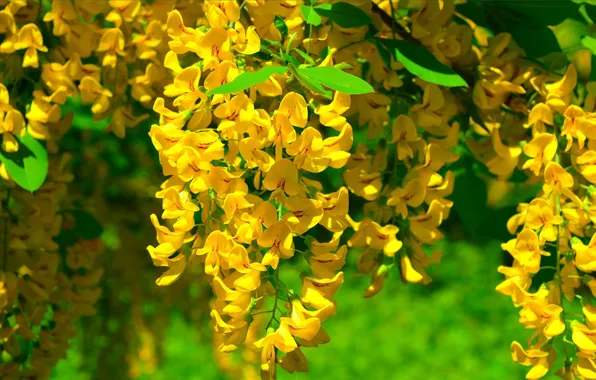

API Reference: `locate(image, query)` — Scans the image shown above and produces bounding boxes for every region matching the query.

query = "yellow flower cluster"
[0,0,180,375]
[148,0,473,377]
[495,60,596,377]
[0,156,104,377]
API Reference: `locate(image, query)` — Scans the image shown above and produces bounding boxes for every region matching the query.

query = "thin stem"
[266,268,281,330]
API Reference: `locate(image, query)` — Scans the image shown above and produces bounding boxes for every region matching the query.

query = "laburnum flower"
[573,322,596,355]
[163,66,202,101]
[522,133,557,176]
[349,218,402,257]
[409,200,445,244]
[14,24,48,68]
[545,64,576,114]
[309,235,347,279]
[230,22,260,55]
[254,323,297,373]
[577,150,596,184]
[97,28,126,68]
[43,0,78,36]
[387,178,426,219]
[343,169,382,201]
[511,342,554,380]
[543,162,581,206]
[195,230,234,276]
[214,94,254,133]
[257,221,294,269]
[573,235,596,272]
[496,262,532,305]
[561,105,593,151]
[197,27,233,70]
[518,299,565,339]
[78,76,113,115]
[206,0,240,27]
[390,114,419,161]
[262,159,301,197]
[317,187,350,232]
[501,228,549,273]
[0,108,26,152]
[315,91,351,131]
[525,199,563,244]
[525,103,553,133]
[486,128,522,180]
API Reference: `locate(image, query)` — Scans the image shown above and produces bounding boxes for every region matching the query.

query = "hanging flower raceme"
[496,63,596,378]
[146,1,473,377]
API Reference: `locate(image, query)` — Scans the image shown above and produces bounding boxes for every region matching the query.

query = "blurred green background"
[51,238,529,379]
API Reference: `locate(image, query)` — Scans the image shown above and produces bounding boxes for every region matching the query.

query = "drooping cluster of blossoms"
[148,0,473,377]
[494,59,596,378]
[0,155,104,378]
[344,0,475,296]
[0,0,203,376]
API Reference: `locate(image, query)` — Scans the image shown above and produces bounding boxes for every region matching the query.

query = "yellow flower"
[501,228,549,273]
[96,28,126,68]
[390,115,419,161]
[577,150,596,184]
[195,230,234,276]
[279,92,308,128]
[343,169,382,201]
[213,94,255,132]
[511,341,552,380]
[518,300,565,338]
[525,198,563,243]
[387,178,426,218]
[545,64,576,113]
[14,24,48,68]
[349,218,402,257]
[283,196,323,234]
[78,76,113,114]
[409,200,445,244]
[230,22,260,55]
[573,234,596,272]
[573,323,596,355]
[197,27,233,70]
[522,133,557,176]
[262,159,301,196]
[561,105,590,151]
[525,103,553,133]
[0,109,25,152]
[257,221,294,269]
[43,0,78,36]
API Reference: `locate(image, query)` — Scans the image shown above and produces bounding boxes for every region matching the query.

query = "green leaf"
[314,2,372,28]
[283,53,301,67]
[379,38,468,87]
[208,66,288,95]
[296,66,375,94]
[0,133,48,192]
[288,64,332,98]
[582,35,596,54]
[300,5,322,26]
[274,15,289,41]
[294,48,316,64]
[369,37,392,68]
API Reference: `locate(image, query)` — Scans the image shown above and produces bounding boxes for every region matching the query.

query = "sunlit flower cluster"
[496,63,596,378]
[148,0,473,377]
